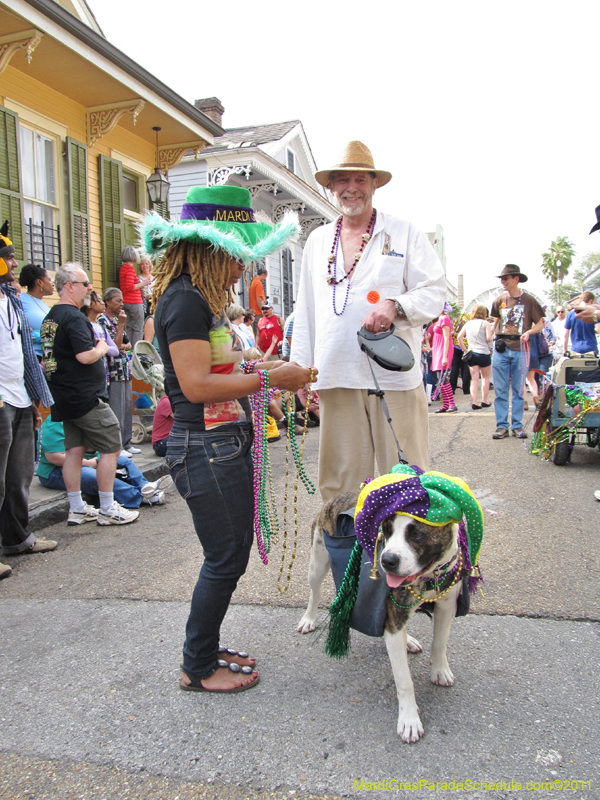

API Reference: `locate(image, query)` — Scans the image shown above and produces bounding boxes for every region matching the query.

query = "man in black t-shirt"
[41,264,138,526]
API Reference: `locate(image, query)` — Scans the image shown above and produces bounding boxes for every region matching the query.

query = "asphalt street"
[1,395,599,800]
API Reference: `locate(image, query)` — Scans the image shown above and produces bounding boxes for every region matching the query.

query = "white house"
[167,98,338,317]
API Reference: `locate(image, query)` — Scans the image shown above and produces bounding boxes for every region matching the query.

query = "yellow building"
[0,0,220,292]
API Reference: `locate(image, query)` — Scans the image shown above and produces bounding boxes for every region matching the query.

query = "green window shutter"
[0,106,24,261]
[98,154,124,288]
[67,138,91,272]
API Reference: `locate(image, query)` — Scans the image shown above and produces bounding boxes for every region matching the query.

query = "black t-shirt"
[155,274,249,431]
[155,275,212,430]
[41,304,108,421]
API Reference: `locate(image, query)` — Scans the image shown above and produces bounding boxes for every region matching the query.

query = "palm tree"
[541,236,575,305]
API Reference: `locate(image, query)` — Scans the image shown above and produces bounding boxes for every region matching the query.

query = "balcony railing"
[26,219,61,271]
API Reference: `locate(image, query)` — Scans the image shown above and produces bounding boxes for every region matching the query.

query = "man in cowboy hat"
[291,141,446,502]
[489,264,544,440]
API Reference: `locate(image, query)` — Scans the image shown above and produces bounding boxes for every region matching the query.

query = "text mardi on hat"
[140,185,300,266]
[314,141,392,189]
[497,263,528,283]
[589,205,600,235]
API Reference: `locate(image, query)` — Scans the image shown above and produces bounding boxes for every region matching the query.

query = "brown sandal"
[179,662,260,694]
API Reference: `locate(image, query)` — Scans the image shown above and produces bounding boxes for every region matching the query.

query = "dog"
[297,490,467,743]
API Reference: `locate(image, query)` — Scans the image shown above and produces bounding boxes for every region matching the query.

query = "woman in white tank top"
[457,305,493,409]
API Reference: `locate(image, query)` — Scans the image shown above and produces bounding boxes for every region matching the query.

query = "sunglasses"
[71,280,91,287]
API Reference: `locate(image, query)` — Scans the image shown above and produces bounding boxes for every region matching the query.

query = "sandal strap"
[218,646,249,659]
[217,659,254,675]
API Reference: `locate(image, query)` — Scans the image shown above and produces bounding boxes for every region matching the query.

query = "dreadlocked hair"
[151,240,235,316]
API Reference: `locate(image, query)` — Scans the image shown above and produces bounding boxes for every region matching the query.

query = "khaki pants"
[318,386,429,503]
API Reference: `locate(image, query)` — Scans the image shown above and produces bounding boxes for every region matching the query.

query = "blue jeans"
[0,403,37,553]
[38,455,148,508]
[165,422,254,680]
[492,347,525,430]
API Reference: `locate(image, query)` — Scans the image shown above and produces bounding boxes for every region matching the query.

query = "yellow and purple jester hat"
[354,464,484,572]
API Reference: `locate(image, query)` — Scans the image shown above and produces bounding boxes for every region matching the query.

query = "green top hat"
[139,185,300,265]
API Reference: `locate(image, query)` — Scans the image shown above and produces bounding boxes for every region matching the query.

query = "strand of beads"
[328,209,377,317]
[249,367,278,564]
[519,340,530,394]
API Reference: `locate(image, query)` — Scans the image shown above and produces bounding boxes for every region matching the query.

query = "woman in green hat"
[144,186,316,694]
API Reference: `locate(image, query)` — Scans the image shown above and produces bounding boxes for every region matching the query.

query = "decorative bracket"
[299,216,328,241]
[208,164,252,186]
[0,29,43,76]
[273,201,306,223]
[248,182,279,200]
[158,141,207,172]
[87,99,146,147]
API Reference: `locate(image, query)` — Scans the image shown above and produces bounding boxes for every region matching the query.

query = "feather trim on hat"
[138,210,300,266]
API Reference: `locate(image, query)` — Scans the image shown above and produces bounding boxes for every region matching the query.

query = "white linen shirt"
[291,210,446,391]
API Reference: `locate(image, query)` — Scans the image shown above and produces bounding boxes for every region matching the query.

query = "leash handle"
[366,357,408,465]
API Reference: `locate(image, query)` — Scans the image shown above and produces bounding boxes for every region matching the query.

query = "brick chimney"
[194,97,224,127]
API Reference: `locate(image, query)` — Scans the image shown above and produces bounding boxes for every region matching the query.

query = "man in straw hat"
[489,264,544,440]
[291,141,446,501]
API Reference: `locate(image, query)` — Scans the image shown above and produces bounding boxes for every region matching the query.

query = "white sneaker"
[595,490,600,502]
[119,449,132,459]
[142,491,165,506]
[97,501,139,526]
[141,475,174,498]
[68,502,99,526]
[125,445,142,454]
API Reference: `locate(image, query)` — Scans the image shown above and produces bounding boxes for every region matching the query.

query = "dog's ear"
[0,220,9,238]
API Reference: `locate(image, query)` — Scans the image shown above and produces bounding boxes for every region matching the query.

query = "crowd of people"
[421,281,599,434]
[0,241,175,581]
[1,143,599,699]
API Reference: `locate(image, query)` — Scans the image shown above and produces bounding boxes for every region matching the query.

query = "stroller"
[130,340,166,444]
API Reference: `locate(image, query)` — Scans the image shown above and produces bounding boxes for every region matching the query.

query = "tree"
[579,250,600,290]
[541,236,576,306]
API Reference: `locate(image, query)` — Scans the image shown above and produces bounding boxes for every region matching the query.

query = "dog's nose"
[381,551,400,570]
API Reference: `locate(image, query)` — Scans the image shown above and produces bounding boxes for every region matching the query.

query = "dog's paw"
[430,664,455,686]
[296,614,316,634]
[397,709,425,743]
[406,634,423,654]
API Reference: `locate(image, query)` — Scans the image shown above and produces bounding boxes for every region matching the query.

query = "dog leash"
[365,356,408,465]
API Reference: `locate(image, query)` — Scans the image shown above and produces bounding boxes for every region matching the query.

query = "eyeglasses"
[70,280,91,287]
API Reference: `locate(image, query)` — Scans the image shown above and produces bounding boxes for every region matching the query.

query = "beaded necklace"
[0,290,20,339]
[278,389,316,592]
[241,360,317,579]
[327,209,377,317]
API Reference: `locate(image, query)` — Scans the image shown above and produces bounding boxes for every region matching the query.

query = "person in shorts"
[457,304,493,409]
[40,263,139,526]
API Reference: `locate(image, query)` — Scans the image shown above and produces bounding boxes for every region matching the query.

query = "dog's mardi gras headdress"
[354,464,483,567]
[326,464,484,659]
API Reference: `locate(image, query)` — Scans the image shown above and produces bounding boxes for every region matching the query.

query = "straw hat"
[314,141,392,189]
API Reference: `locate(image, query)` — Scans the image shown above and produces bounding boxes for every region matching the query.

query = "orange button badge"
[367,290,380,304]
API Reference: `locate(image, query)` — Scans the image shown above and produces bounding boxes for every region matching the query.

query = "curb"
[27,461,170,532]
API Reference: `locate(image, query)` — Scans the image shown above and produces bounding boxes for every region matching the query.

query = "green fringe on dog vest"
[325,540,363,658]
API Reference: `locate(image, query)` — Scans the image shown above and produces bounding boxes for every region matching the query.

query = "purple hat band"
[180,203,257,223]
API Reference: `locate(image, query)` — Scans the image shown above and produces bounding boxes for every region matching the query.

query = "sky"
[93,0,600,306]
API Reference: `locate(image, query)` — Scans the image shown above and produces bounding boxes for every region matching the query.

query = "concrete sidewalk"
[1,600,598,799]
[28,440,168,531]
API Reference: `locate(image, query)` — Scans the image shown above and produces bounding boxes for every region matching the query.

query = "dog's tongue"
[386,573,418,588]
